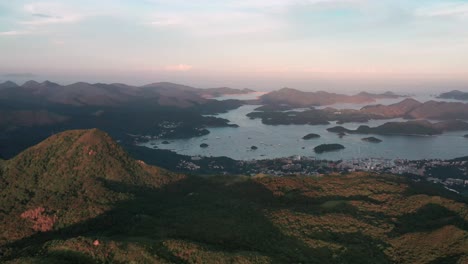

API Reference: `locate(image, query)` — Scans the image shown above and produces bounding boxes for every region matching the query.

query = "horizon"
[2,0,468,92]
[1,78,467,95]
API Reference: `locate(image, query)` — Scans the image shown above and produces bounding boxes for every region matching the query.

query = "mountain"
[438,90,468,101]
[139,82,207,107]
[0,81,244,159]
[1,129,467,263]
[199,87,256,98]
[356,91,402,99]
[21,80,40,88]
[259,88,404,107]
[139,83,255,106]
[0,81,18,90]
[0,80,252,109]
[0,129,183,244]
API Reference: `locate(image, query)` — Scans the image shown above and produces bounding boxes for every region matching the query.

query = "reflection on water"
[141,94,468,161]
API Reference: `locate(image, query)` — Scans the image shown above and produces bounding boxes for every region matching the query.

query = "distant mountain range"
[0,80,255,108]
[438,90,468,101]
[0,80,254,158]
[1,129,467,263]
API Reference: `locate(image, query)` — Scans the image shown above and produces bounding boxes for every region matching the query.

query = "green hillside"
[1,129,467,263]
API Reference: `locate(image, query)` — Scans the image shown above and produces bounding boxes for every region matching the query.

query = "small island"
[314,144,345,153]
[302,133,321,140]
[464,134,468,138]
[200,143,209,148]
[251,146,258,150]
[362,137,383,143]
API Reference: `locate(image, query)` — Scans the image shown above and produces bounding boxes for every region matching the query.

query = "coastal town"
[175,154,468,195]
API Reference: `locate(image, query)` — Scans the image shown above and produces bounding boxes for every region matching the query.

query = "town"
[175,154,468,195]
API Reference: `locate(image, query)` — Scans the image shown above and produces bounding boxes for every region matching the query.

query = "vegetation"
[362,137,383,143]
[246,108,372,125]
[314,144,345,153]
[259,88,402,107]
[302,133,321,140]
[1,129,467,263]
[327,120,468,136]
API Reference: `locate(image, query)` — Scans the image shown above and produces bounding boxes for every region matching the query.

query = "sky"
[1,0,468,92]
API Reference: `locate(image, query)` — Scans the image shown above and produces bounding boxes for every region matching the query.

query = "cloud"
[21,2,85,25]
[150,15,184,26]
[415,2,468,18]
[32,13,54,18]
[231,0,365,9]
[51,40,65,45]
[164,64,193,71]
[149,11,280,36]
[0,30,31,36]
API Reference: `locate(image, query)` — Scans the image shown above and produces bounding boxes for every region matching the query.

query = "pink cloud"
[164,64,193,71]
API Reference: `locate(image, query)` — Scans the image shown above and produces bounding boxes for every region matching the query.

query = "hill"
[361,98,422,118]
[0,129,184,244]
[259,88,403,107]
[437,90,468,101]
[1,129,467,263]
[198,87,255,98]
[362,99,468,120]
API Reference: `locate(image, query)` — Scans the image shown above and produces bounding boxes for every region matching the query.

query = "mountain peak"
[0,80,18,89]
[41,80,60,87]
[1,128,183,241]
[398,98,421,105]
[9,128,178,186]
[22,80,40,87]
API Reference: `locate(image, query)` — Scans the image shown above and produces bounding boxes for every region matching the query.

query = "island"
[200,143,209,148]
[314,144,345,153]
[361,99,468,120]
[362,137,383,143]
[254,104,299,112]
[251,146,258,150]
[246,108,373,125]
[327,120,468,136]
[249,97,468,128]
[302,133,321,140]
[464,134,468,138]
[258,88,404,107]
